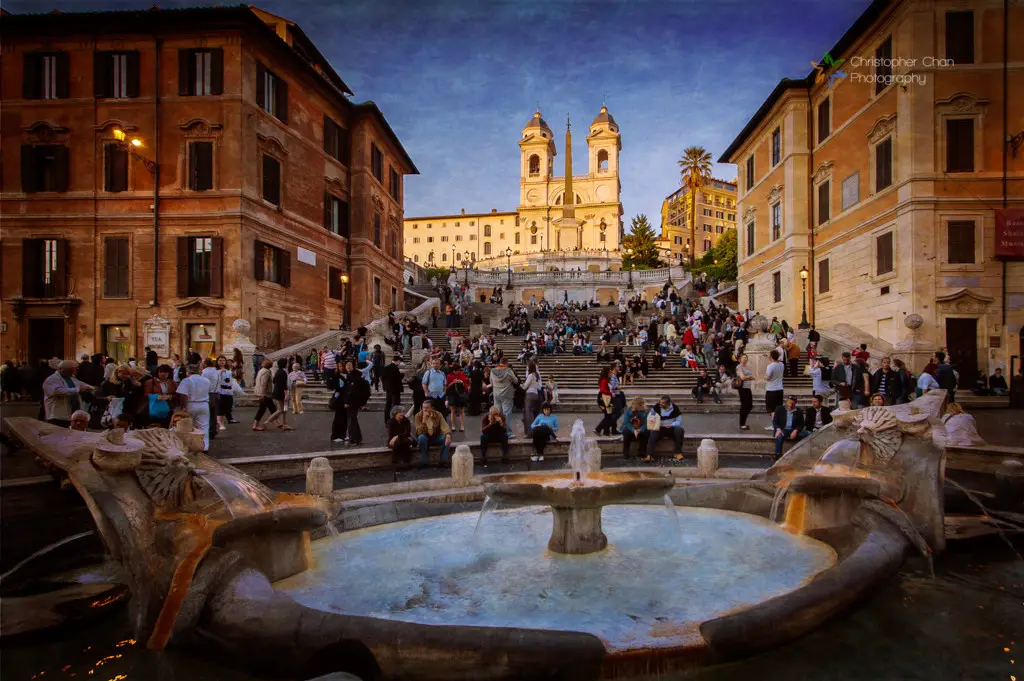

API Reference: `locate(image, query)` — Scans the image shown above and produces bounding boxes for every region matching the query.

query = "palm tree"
[677,146,713,268]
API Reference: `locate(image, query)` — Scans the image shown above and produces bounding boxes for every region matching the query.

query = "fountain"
[484,419,673,553]
[2,391,957,680]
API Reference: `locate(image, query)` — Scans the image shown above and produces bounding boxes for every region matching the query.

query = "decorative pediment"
[174,297,226,313]
[23,120,70,144]
[324,175,346,195]
[812,160,834,185]
[178,118,223,138]
[935,288,995,314]
[94,119,138,133]
[742,205,757,220]
[767,184,783,204]
[936,92,989,116]
[935,288,994,305]
[370,194,385,214]
[866,113,897,144]
[256,133,288,156]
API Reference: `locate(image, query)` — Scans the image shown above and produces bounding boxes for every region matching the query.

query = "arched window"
[413,254,419,262]
[515,232,521,244]
[428,251,434,261]
[441,253,447,262]
[484,242,491,255]
[484,224,492,237]
[555,195,562,205]
[528,154,540,177]
[471,252,476,261]
[597,149,609,172]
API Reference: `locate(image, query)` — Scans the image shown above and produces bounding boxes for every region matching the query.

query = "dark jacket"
[343,370,370,409]
[803,405,833,430]
[870,368,901,397]
[772,406,806,432]
[386,416,412,443]
[381,362,404,394]
[831,362,865,393]
[807,329,821,343]
[935,363,958,392]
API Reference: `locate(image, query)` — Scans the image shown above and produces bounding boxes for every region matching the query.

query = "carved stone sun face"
[854,406,902,465]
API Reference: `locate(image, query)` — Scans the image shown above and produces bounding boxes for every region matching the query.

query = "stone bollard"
[697,438,719,478]
[584,441,602,472]
[305,457,334,497]
[451,444,474,486]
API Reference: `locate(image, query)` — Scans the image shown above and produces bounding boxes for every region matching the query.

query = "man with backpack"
[381,354,405,426]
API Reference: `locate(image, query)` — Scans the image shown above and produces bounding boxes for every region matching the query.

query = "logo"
[812,52,848,88]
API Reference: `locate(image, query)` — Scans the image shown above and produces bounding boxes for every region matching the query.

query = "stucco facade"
[720,0,1024,382]
[656,179,738,264]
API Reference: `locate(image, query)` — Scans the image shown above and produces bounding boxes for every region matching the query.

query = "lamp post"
[450,244,456,275]
[463,250,471,287]
[340,273,350,330]
[625,247,635,290]
[799,265,810,329]
[505,246,514,289]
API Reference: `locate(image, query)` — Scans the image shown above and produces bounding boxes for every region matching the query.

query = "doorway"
[28,318,65,365]
[945,317,978,388]
[186,323,217,361]
[102,324,131,364]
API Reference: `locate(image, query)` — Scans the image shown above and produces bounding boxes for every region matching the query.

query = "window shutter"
[957,121,974,171]
[178,49,191,95]
[817,181,830,225]
[254,241,265,281]
[262,156,280,205]
[324,192,333,230]
[55,52,70,99]
[340,200,350,238]
[117,238,129,297]
[94,51,110,97]
[818,259,830,293]
[255,61,266,110]
[947,221,976,264]
[947,119,974,172]
[23,54,40,99]
[104,144,114,191]
[104,238,118,297]
[323,115,337,158]
[877,233,894,274]
[54,239,69,297]
[53,145,70,192]
[209,48,224,95]
[280,248,291,287]
[177,237,189,297]
[197,142,213,190]
[875,138,892,190]
[210,237,224,297]
[275,78,288,123]
[125,51,140,98]
[188,142,199,190]
[22,239,40,297]
[21,145,38,193]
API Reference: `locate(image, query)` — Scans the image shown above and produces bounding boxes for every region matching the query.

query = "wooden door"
[945,317,978,388]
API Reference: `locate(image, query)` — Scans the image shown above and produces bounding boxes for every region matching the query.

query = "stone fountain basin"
[484,471,674,507]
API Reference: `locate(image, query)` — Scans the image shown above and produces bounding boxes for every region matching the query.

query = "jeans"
[347,407,362,443]
[775,428,811,457]
[418,433,449,464]
[532,425,555,456]
[479,432,509,463]
[494,395,514,437]
[523,392,541,436]
[738,387,753,426]
[647,425,684,457]
[788,358,799,377]
[622,430,648,458]
[695,385,719,403]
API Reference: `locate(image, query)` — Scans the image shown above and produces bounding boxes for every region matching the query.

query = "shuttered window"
[324,193,349,237]
[748,284,755,310]
[771,203,782,241]
[254,241,290,287]
[947,221,976,264]
[818,258,830,294]
[21,144,69,193]
[104,143,129,193]
[93,51,140,98]
[177,49,223,96]
[22,238,68,298]
[371,143,384,182]
[875,137,893,191]
[945,11,974,64]
[874,36,892,94]
[23,52,69,99]
[329,267,344,300]
[103,237,130,298]
[188,141,214,191]
[817,180,830,225]
[255,61,288,123]
[876,232,894,275]
[946,119,974,172]
[817,97,830,143]
[389,167,401,201]
[373,276,381,306]
[745,155,754,192]
[323,115,349,164]
[373,213,382,248]
[745,221,755,256]
[262,155,281,205]
[176,236,223,298]
[772,272,782,303]
[771,127,781,166]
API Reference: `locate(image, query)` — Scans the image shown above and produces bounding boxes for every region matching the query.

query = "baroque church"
[403,106,624,269]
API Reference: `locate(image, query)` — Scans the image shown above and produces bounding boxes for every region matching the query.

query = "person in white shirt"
[763,349,786,430]
[917,370,940,396]
[43,360,94,426]
[177,364,213,451]
[809,357,831,395]
[200,359,221,441]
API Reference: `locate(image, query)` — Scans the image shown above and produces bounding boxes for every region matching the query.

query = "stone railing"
[796,325,893,373]
[266,296,441,361]
[468,265,686,287]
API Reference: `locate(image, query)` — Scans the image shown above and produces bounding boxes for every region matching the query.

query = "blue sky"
[10,0,871,228]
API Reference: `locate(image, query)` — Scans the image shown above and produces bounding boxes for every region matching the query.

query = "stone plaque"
[142,315,172,357]
[297,247,316,266]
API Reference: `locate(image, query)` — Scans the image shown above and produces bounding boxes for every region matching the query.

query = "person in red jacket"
[594,366,616,436]
[445,364,469,432]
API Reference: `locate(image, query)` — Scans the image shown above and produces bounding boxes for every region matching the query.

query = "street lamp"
[625,247,635,290]
[450,244,457,274]
[463,250,471,287]
[799,265,810,329]
[505,246,514,289]
[112,128,156,174]
[340,273,350,330]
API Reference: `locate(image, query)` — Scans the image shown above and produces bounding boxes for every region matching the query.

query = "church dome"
[524,111,552,134]
[591,106,618,130]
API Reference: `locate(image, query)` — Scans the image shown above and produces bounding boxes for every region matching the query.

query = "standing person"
[369,344,385,394]
[467,360,487,416]
[594,366,617,436]
[445,363,469,432]
[871,357,901,406]
[785,338,801,378]
[215,356,238,426]
[288,362,307,415]
[144,364,178,428]
[479,406,510,467]
[646,395,685,461]
[831,352,864,410]
[176,365,213,451]
[321,346,339,390]
[934,351,958,403]
[43,360,93,427]
[408,358,427,417]
[621,396,648,459]
[201,359,221,441]
[773,395,809,459]
[145,346,158,377]
[343,360,369,445]
[809,357,831,396]
[489,355,519,437]
[100,366,143,428]
[529,402,559,462]
[265,358,294,431]
[251,359,276,431]
[380,354,405,426]
[521,360,542,437]
[421,358,448,415]
[386,407,416,467]
[330,371,348,444]
[804,394,833,432]
[763,350,785,430]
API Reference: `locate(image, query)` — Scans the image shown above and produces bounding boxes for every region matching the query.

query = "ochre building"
[720,0,1023,382]
[404,108,623,270]
[0,6,416,364]
[656,178,738,264]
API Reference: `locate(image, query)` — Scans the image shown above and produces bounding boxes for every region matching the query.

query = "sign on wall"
[297,247,317,266]
[995,209,1024,260]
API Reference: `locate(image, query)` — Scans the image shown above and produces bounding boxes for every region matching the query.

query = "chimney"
[491,208,497,213]
[461,208,465,215]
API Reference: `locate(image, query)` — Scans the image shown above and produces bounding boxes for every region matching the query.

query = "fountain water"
[663,494,681,538]
[473,495,500,543]
[0,531,96,585]
[566,420,590,480]
[193,470,274,519]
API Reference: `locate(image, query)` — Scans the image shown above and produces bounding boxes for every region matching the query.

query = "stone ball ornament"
[748,314,769,334]
[231,319,251,337]
[903,314,924,331]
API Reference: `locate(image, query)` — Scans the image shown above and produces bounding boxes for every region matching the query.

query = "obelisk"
[553,114,583,250]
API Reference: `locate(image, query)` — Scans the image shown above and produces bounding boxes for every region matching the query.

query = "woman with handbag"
[288,362,307,415]
[594,366,617,436]
[215,355,238,428]
[100,365,142,429]
[735,354,754,430]
[144,364,177,428]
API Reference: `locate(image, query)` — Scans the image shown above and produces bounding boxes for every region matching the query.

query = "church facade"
[403,107,623,270]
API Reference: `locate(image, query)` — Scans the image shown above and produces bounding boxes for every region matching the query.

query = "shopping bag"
[148,394,171,420]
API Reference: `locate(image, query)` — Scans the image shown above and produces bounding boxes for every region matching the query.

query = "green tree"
[693,227,738,282]
[621,214,664,270]
[677,146,713,268]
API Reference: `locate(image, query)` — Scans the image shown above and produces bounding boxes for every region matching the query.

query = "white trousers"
[187,402,211,451]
